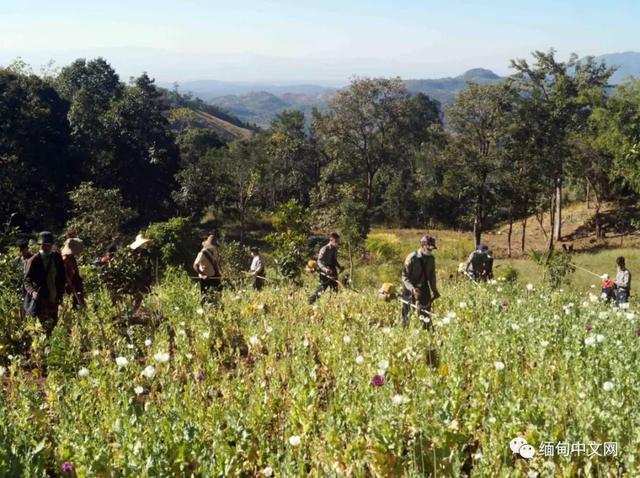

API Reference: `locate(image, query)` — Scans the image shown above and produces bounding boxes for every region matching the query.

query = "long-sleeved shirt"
[250,254,264,275]
[402,250,438,300]
[616,268,631,290]
[317,243,341,272]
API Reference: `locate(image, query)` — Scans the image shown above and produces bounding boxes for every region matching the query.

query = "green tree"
[65,182,136,257]
[265,200,310,283]
[509,50,614,245]
[0,68,73,227]
[313,78,415,220]
[442,83,516,246]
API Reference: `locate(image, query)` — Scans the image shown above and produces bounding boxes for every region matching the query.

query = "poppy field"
[1,270,639,477]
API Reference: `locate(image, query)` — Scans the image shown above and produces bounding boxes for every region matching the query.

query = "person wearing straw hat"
[193,235,223,295]
[23,231,66,336]
[401,235,440,328]
[129,234,152,251]
[62,237,85,308]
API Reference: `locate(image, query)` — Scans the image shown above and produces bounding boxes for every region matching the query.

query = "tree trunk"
[548,194,555,251]
[507,215,513,258]
[521,216,527,253]
[553,176,562,242]
[473,207,482,247]
[586,180,590,210]
[594,202,602,239]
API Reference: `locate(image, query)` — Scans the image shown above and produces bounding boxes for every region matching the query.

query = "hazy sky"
[1,0,638,83]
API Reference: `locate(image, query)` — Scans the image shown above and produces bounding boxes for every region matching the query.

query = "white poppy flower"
[154,352,170,363]
[459,302,467,309]
[134,385,144,395]
[0,366,5,377]
[265,326,273,334]
[378,359,389,370]
[596,334,605,343]
[392,394,406,405]
[202,331,211,339]
[343,335,351,344]
[494,361,505,371]
[288,435,301,447]
[185,353,193,360]
[115,356,128,368]
[196,307,205,315]
[355,355,364,365]
[141,366,156,379]
[303,339,310,347]
[78,367,90,377]
[526,283,534,291]
[262,466,273,477]
[540,340,549,347]
[248,336,260,347]
[578,392,586,399]
[584,336,596,346]
[511,323,520,331]
[144,339,152,347]
[602,381,614,392]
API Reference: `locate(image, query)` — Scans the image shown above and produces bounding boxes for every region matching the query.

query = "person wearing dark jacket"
[308,232,343,304]
[23,232,66,336]
[401,236,440,328]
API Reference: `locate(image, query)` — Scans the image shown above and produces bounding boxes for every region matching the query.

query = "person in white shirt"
[615,256,631,306]
[249,247,265,290]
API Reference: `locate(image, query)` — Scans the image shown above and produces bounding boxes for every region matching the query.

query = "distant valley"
[172,51,640,127]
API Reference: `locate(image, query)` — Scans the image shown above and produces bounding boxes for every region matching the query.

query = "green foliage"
[65,182,136,257]
[144,217,199,272]
[496,264,519,282]
[532,247,576,288]
[0,250,30,355]
[217,238,249,287]
[365,233,402,262]
[265,200,309,282]
[97,250,155,301]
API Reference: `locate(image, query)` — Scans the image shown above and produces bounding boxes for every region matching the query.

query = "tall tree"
[442,82,515,246]
[0,68,72,227]
[509,50,614,245]
[104,73,179,221]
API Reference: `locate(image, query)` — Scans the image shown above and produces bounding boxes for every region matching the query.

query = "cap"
[420,235,437,249]
[479,243,489,251]
[37,231,54,245]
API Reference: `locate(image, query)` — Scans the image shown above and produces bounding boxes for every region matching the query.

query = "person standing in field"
[193,235,224,295]
[308,232,343,304]
[15,238,33,273]
[249,247,265,290]
[465,243,493,281]
[61,237,85,308]
[23,232,66,337]
[615,256,631,306]
[401,235,440,328]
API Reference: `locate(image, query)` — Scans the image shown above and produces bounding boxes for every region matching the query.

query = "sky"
[0,0,638,83]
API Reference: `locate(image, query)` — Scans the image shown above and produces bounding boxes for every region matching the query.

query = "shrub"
[496,264,519,282]
[65,182,136,258]
[365,233,402,262]
[266,200,309,282]
[144,217,199,273]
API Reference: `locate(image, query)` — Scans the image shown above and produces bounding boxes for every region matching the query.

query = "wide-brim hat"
[37,231,55,245]
[202,235,218,250]
[61,237,84,256]
[129,234,152,250]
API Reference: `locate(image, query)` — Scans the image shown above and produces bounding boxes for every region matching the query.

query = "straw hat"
[129,234,152,250]
[61,237,85,256]
[202,235,218,250]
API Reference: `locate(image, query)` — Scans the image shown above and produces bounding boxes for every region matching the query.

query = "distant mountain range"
[173,51,640,127]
